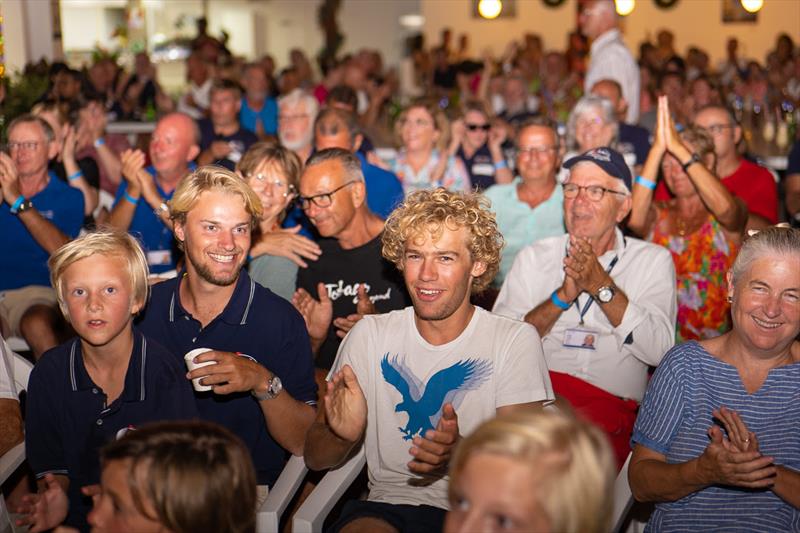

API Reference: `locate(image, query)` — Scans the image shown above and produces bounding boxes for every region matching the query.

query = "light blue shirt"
[484,178,565,286]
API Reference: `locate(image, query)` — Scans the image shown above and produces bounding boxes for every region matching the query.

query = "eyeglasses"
[298,181,356,209]
[701,124,735,135]
[562,183,628,201]
[400,118,433,128]
[248,173,295,197]
[518,146,556,157]
[465,123,491,132]
[7,141,42,152]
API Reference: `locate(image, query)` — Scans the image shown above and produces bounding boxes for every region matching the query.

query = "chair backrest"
[611,452,634,532]
[1,336,33,396]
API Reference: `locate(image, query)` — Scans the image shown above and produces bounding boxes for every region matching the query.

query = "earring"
[726,295,733,303]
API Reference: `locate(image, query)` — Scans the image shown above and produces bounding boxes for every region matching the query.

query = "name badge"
[471,163,495,176]
[563,327,598,350]
[147,249,172,266]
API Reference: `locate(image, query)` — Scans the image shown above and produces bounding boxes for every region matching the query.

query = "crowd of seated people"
[1,0,799,530]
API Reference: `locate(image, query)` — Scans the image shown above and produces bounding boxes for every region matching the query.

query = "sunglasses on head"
[466,123,491,132]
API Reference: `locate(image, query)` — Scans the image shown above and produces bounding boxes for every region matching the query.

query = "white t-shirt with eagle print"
[331,305,554,510]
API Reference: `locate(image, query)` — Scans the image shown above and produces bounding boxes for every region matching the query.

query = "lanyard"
[576,254,619,325]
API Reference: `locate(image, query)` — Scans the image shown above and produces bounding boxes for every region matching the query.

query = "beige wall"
[422,0,800,65]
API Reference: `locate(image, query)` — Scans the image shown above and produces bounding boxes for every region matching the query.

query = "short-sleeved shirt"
[484,179,565,286]
[198,119,258,171]
[137,269,318,486]
[356,151,404,220]
[296,235,411,370]
[0,173,84,290]
[112,166,191,274]
[331,306,554,510]
[25,330,198,529]
[632,341,800,532]
[388,149,471,194]
[239,97,278,136]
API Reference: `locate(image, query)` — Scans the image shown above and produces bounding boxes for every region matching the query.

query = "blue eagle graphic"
[380,354,492,440]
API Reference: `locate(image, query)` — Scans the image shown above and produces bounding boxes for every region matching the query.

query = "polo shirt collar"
[169,268,257,326]
[68,331,147,403]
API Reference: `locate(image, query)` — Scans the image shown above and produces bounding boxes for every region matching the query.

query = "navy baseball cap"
[563,147,632,191]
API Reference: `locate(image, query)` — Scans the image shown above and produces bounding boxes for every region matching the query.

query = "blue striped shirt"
[632,341,800,533]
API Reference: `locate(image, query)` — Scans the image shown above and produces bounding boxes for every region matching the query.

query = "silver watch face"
[268,376,283,396]
[597,286,614,303]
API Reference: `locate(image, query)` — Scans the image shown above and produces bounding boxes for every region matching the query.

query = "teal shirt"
[485,179,565,286]
[248,254,298,302]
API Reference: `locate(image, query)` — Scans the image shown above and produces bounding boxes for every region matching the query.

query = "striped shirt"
[632,341,800,532]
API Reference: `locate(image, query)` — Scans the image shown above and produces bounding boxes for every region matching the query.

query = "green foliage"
[0,70,49,142]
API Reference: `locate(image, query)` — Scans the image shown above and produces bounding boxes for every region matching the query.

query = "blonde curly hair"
[382,188,503,292]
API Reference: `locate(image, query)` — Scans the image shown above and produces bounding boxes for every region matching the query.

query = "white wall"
[421,0,800,65]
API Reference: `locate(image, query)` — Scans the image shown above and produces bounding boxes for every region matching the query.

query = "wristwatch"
[595,285,616,304]
[681,153,702,173]
[252,375,283,401]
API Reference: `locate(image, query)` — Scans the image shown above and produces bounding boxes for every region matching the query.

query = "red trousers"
[549,371,638,470]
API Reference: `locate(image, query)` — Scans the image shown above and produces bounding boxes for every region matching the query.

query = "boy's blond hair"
[449,410,615,533]
[48,229,149,319]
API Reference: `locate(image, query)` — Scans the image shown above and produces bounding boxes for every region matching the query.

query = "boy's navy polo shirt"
[25,330,197,530]
[0,172,83,290]
[112,164,196,274]
[137,269,318,486]
[198,118,259,171]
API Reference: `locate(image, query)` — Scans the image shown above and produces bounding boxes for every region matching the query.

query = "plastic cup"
[184,348,216,392]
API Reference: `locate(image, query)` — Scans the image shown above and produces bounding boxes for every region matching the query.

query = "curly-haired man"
[304,188,554,533]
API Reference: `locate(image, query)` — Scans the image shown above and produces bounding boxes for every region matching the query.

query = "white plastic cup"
[184,348,216,392]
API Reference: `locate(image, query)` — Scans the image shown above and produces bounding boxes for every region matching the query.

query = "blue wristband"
[550,290,571,311]
[67,170,83,182]
[123,192,140,206]
[9,195,24,213]
[635,175,656,190]
[494,160,508,170]
[94,137,105,148]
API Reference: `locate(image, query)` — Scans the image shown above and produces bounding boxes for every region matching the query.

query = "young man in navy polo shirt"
[0,115,84,359]
[20,230,197,531]
[137,166,317,490]
[108,112,200,274]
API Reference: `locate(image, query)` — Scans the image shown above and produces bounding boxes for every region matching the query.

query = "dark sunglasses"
[465,123,491,132]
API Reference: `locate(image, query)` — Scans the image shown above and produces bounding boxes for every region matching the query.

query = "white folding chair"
[292,447,367,533]
[255,454,308,533]
[612,452,634,532]
[0,338,33,533]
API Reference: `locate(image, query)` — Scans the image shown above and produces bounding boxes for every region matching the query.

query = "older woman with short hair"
[629,225,800,532]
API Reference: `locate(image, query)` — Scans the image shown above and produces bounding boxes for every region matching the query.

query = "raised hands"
[292,282,333,349]
[324,364,367,443]
[333,284,377,339]
[654,95,691,162]
[408,403,460,475]
[696,408,775,490]
[15,474,69,533]
[120,148,148,196]
[0,152,21,205]
[562,235,610,299]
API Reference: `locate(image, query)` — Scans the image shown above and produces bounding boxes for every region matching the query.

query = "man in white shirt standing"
[581,0,641,124]
[305,188,553,533]
[494,147,675,469]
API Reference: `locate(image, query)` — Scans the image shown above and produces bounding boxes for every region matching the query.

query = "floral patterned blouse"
[388,149,471,194]
[649,205,739,343]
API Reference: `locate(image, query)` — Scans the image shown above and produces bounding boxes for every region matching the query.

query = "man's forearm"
[0,399,23,457]
[524,294,565,337]
[18,209,71,254]
[597,286,629,328]
[773,465,800,508]
[259,394,316,457]
[304,420,359,471]
[108,199,137,232]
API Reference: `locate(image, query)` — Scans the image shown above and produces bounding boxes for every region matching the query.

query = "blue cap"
[563,147,632,191]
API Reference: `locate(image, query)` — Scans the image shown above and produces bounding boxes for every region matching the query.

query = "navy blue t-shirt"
[198,118,259,171]
[456,143,496,191]
[25,330,197,530]
[618,122,652,167]
[137,269,317,486]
